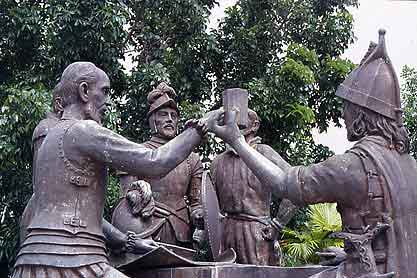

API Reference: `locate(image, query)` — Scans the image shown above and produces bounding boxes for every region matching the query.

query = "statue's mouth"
[163,124,174,130]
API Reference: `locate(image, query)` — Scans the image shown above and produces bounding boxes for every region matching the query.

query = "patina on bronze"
[13,62,212,278]
[112,82,204,249]
[223,88,248,129]
[20,84,63,243]
[21,84,157,261]
[201,170,223,260]
[208,30,416,278]
[111,180,157,240]
[211,108,297,265]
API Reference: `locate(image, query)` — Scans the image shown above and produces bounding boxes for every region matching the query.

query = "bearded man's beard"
[85,103,101,124]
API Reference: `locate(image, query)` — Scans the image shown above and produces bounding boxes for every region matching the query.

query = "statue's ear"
[252,120,260,133]
[78,82,89,103]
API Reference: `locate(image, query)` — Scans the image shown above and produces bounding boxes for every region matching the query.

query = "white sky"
[209,0,417,154]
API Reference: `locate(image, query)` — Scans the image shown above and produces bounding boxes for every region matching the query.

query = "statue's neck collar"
[149,136,170,145]
[227,136,262,155]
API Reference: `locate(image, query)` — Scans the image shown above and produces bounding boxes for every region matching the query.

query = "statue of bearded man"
[113,82,204,249]
[13,62,213,278]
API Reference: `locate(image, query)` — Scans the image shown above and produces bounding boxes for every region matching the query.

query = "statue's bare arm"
[69,120,202,177]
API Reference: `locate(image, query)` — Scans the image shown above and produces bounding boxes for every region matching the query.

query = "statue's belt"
[224,212,272,227]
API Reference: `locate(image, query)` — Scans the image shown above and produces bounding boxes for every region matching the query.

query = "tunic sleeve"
[257,144,291,171]
[282,152,367,207]
[188,153,203,209]
[67,120,200,178]
[257,144,298,224]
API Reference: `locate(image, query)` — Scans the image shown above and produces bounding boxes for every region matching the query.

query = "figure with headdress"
[208,30,416,277]
[113,82,204,249]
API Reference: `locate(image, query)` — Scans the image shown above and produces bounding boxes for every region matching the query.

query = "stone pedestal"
[125,264,331,278]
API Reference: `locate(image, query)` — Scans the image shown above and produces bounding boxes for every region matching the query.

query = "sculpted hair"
[346,101,410,154]
[56,62,99,108]
[248,109,260,124]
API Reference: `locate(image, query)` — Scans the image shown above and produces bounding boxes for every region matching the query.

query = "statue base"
[125,264,331,278]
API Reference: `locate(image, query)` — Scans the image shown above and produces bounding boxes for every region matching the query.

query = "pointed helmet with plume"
[336,29,403,125]
[146,82,179,120]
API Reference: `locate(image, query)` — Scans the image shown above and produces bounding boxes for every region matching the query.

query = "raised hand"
[205,108,242,145]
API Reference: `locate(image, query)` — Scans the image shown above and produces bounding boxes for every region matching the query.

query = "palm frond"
[307,203,342,233]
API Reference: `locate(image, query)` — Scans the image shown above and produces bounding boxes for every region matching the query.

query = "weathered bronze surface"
[223,88,248,128]
[336,29,402,124]
[201,170,223,260]
[111,245,236,273]
[14,29,417,278]
[211,109,297,266]
[13,62,209,277]
[19,85,63,243]
[130,265,331,278]
[209,30,417,278]
[112,82,204,249]
[111,180,156,239]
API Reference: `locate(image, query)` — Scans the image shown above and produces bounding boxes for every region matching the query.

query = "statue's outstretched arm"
[208,109,287,196]
[69,120,202,178]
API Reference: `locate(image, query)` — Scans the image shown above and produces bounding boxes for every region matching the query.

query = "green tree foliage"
[117,0,218,143]
[0,0,129,272]
[401,65,417,160]
[0,85,51,275]
[281,203,343,266]
[0,0,357,273]
[211,0,357,165]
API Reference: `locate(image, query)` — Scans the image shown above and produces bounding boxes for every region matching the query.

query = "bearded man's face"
[153,107,179,139]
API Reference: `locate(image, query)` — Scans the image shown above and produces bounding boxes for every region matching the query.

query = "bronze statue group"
[13,30,417,278]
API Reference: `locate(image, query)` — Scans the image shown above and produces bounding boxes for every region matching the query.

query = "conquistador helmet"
[336,29,403,125]
[146,82,179,133]
[146,82,179,120]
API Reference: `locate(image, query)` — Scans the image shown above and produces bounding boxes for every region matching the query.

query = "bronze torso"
[16,119,108,268]
[20,115,60,243]
[114,136,203,245]
[211,141,270,217]
[283,136,417,277]
[211,138,295,265]
[142,137,200,213]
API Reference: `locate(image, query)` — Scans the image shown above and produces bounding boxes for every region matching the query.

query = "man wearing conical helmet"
[208,30,417,277]
[113,82,204,249]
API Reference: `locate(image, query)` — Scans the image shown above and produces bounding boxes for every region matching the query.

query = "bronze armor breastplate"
[28,120,106,238]
[340,149,389,273]
[150,161,191,207]
[140,141,192,210]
